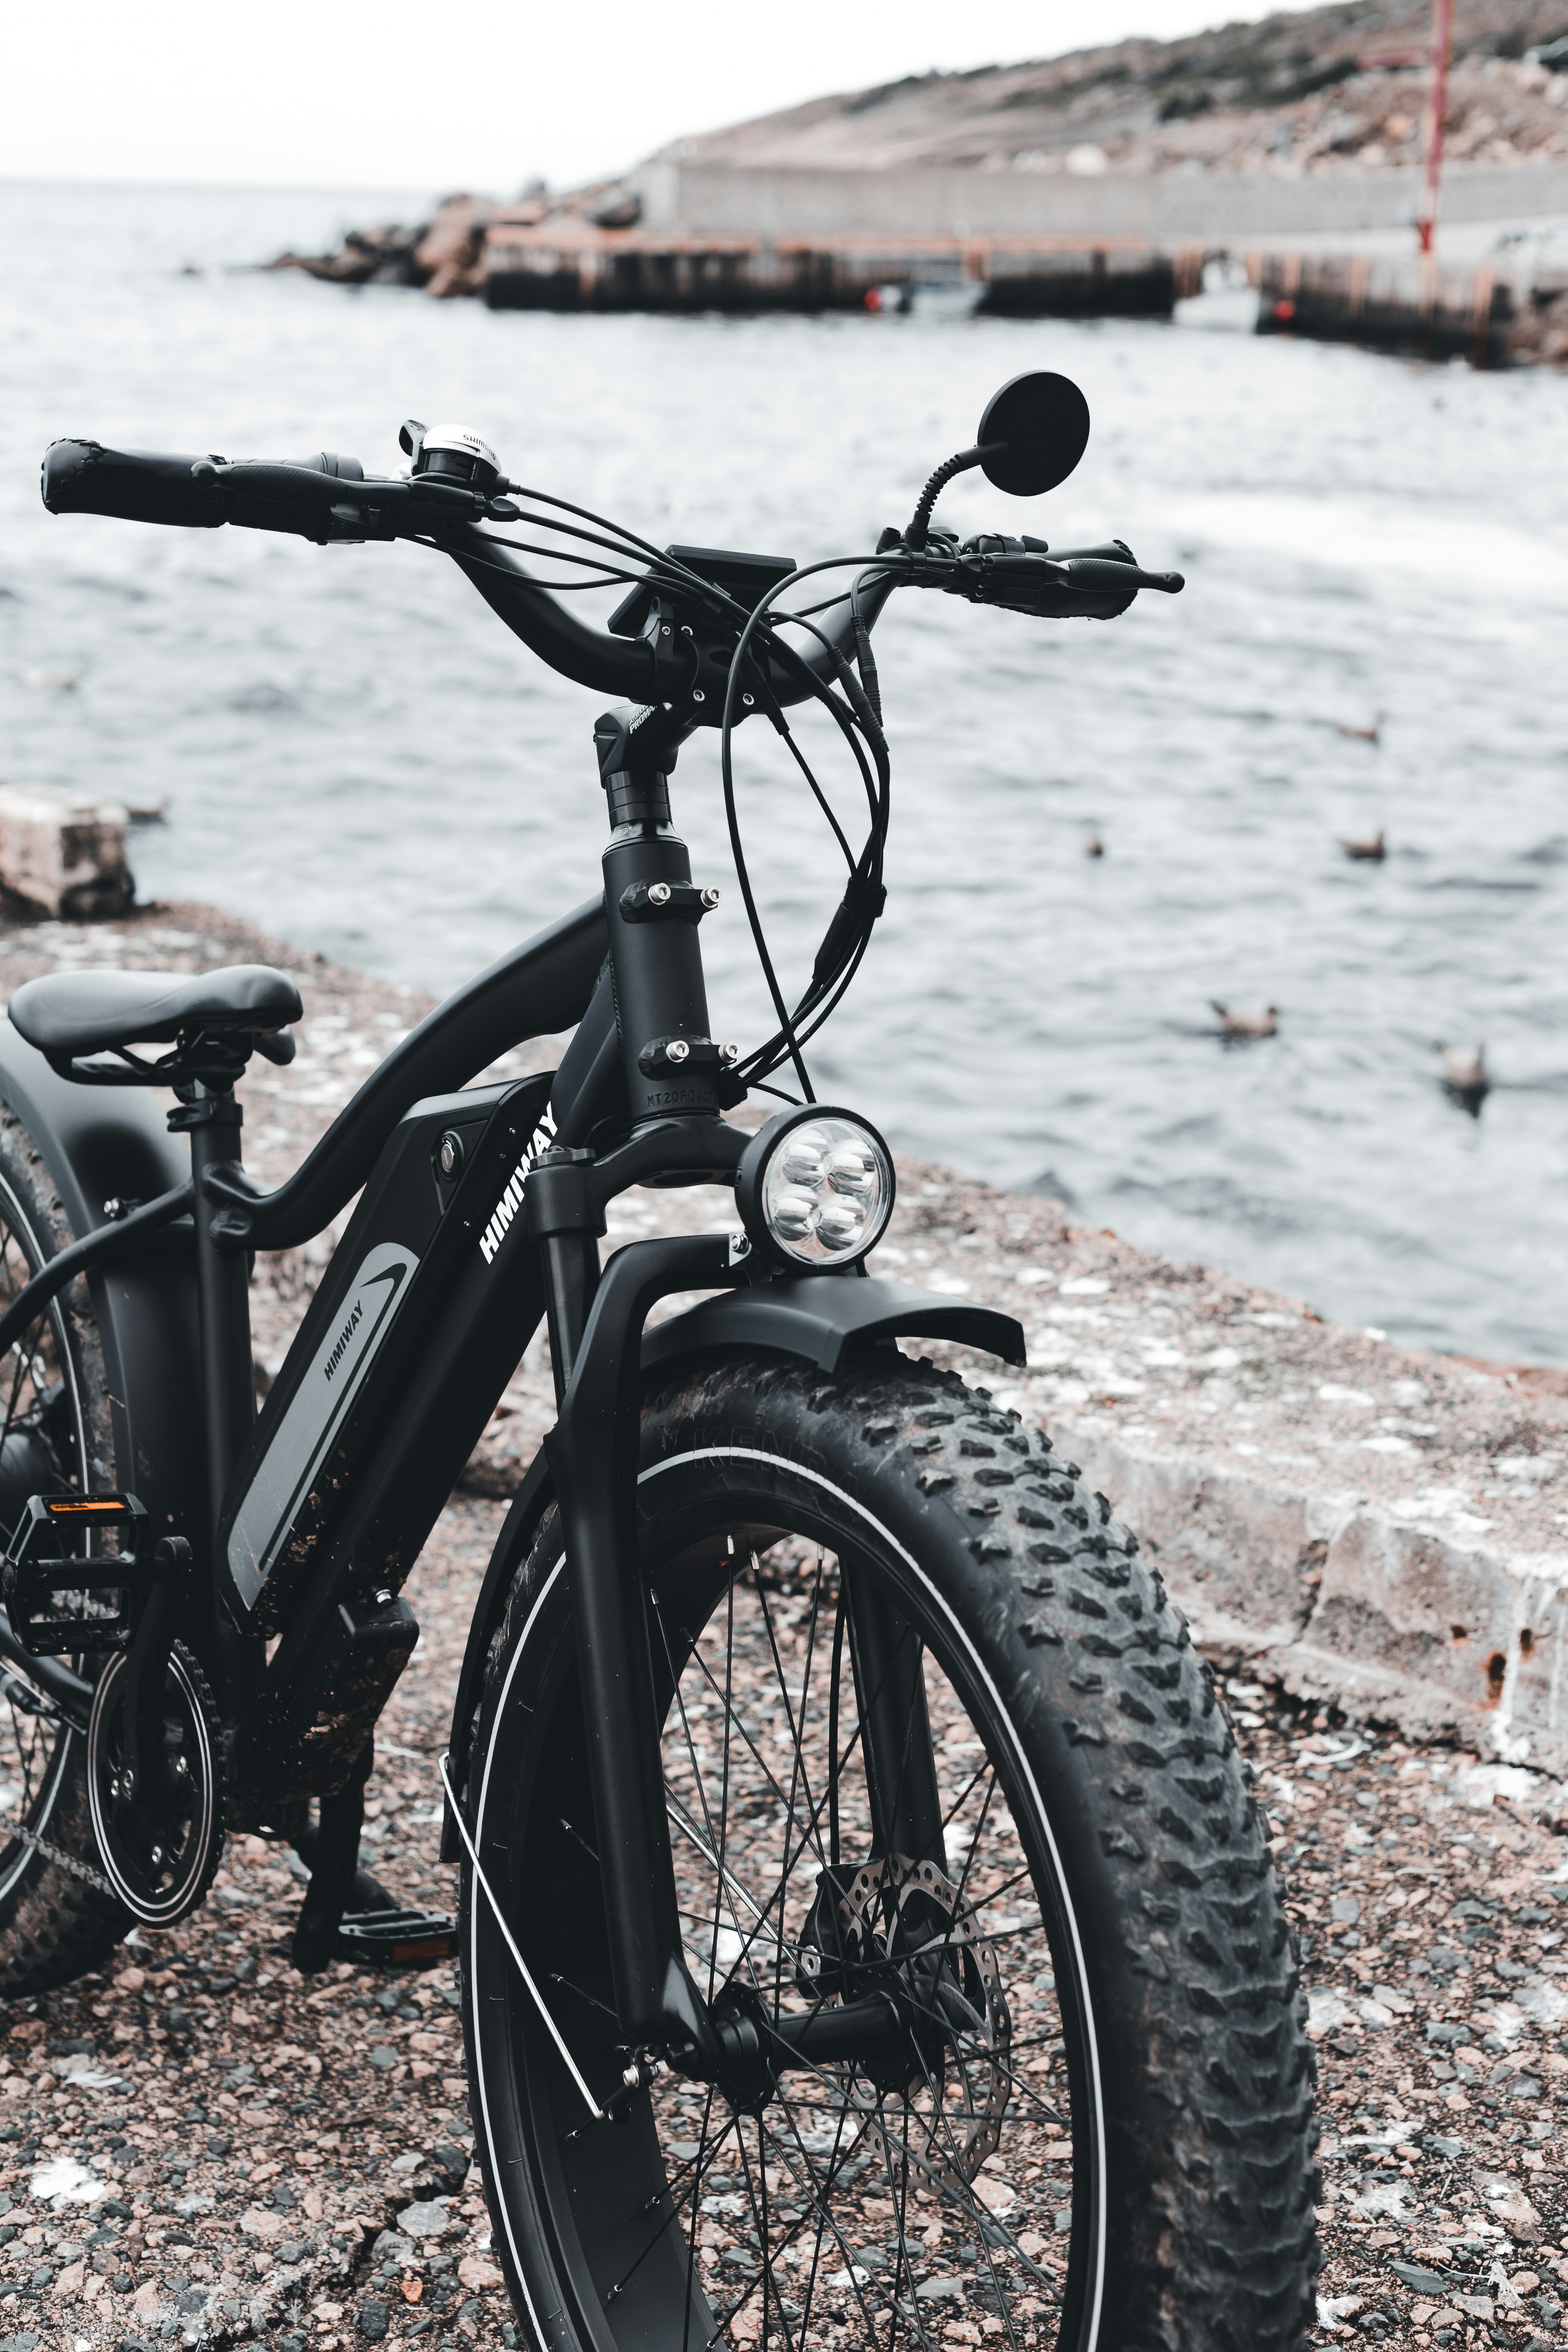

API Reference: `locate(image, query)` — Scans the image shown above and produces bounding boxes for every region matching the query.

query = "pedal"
[334,1908,458,1969]
[1,1493,151,1657]
[291,1743,456,1976]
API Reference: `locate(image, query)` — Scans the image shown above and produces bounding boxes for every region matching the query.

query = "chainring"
[87,1636,225,1926]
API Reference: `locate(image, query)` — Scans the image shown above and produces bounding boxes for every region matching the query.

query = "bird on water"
[1341,830,1385,862]
[1436,1042,1488,1111]
[1337,714,1383,745]
[1212,1002,1279,1040]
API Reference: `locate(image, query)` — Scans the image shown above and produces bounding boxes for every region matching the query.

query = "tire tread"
[646,1348,1320,2352]
[0,1107,128,1992]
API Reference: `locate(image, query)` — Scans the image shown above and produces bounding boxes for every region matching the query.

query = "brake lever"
[902,535,1183,616]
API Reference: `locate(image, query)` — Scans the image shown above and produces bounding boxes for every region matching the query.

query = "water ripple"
[1,182,1565,1361]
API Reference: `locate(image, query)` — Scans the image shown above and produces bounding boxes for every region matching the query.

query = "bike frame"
[0,707,1024,2076]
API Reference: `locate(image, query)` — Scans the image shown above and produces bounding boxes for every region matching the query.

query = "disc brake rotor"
[819,1852,1011,2193]
[87,1638,224,1926]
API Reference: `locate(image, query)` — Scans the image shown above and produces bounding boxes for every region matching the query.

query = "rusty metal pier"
[478,220,1185,316]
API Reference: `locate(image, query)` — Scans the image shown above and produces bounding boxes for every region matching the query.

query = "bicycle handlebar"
[40,438,1182,702]
[447,526,658,701]
[39,438,893,709]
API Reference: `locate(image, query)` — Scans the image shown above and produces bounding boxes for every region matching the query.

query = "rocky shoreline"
[654,0,1568,181]
[266,3,1568,361]
[3,895,1568,2347]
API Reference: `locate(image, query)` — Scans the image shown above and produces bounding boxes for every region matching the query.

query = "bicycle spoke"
[629,1537,1075,2351]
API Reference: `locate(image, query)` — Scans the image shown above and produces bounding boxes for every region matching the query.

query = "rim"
[0,1165,94,1908]
[469,1448,1104,2352]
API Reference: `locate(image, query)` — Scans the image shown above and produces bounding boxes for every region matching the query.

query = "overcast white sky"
[4,0,1318,194]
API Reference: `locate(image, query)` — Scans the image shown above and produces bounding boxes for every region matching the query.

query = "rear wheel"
[461,1351,1319,2352]
[0,1109,128,1995]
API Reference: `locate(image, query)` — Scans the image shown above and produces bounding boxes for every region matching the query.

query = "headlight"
[736,1108,895,1271]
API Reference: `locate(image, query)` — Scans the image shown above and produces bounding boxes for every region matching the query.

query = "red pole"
[1417,0,1454,255]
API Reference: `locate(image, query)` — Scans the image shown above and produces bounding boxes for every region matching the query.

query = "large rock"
[0,784,133,919]
[413,195,496,298]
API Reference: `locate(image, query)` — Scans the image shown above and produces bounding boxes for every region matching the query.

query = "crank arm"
[120,1538,192,1810]
[122,1581,173,1801]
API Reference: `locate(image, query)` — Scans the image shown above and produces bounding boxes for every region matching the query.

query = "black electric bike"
[1,373,1319,2351]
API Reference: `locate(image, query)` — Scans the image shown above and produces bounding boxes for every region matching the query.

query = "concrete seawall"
[634,156,1568,245]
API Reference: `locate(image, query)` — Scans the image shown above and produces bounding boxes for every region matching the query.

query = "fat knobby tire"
[0,1106,128,1997]
[469,1346,1320,2352]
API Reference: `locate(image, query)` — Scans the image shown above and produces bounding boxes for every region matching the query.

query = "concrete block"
[0,782,134,919]
[1055,1412,1568,1780]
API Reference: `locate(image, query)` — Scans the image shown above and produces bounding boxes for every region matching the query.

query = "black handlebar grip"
[220,461,366,539]
[40,440,226,529]
[1057,556,1185,595]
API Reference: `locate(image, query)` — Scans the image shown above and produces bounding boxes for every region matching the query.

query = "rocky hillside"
[652,0,1568,178]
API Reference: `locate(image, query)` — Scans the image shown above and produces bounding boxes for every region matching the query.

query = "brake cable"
[719,565,901,1095]
[409,536,643,594]
[502,482,790,637]
[450,494,909,1101]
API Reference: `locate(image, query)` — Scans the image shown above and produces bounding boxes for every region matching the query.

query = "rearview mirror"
[976,372,1091,498]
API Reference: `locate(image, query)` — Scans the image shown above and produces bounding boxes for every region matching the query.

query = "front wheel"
[461,1352,1319,2352]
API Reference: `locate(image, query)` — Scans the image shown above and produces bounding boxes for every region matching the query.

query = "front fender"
[442,1272,1025,1855]
[0,1023,205,1541]
[641,1273,1026,1376]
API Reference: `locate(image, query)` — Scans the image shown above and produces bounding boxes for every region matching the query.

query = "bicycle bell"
[401,419,502,494]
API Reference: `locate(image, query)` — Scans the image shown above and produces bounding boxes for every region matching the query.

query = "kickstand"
[290,1740,457,1975]
[291,1740,374,1974]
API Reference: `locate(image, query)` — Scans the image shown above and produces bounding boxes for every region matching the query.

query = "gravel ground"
[2,898,1567,2350]
[0,1495,517,2350]
[1250,1704,1568,2352]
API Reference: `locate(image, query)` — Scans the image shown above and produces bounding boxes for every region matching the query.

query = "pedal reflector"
[1,1491,151,1656]
[334,1907,458,1970]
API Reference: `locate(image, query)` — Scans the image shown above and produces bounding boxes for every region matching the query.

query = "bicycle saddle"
[8,964,302,1059]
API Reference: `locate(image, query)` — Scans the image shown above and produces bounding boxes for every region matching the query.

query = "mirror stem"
[903,442,1002,550]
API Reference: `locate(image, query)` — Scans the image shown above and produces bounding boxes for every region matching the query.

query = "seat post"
[169,1078,255,1544]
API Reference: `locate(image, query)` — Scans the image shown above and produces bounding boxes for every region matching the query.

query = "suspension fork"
[540,1230,734,2070]
[537,1223,950,2072]
[844,1568,947,1868]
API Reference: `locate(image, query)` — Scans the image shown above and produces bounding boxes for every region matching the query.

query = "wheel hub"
[661,1852,1021,2181]
[797,1851,1012,2185]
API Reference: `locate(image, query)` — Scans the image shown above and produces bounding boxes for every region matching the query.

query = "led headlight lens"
[741,1109,894,1269]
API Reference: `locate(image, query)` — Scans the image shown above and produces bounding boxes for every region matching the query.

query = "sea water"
[2,181,1566,1362]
